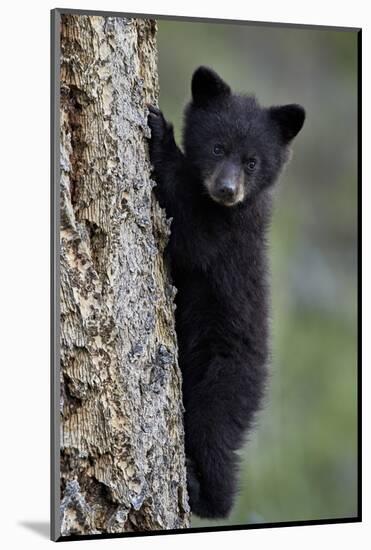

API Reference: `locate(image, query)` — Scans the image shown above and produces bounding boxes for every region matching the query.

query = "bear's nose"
[217,180,236,200]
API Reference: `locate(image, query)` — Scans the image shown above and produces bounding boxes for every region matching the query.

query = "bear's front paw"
[147,105,175,164]
[148,105,168,141]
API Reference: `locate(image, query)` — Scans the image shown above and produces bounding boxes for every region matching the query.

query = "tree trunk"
[58,13,190,536]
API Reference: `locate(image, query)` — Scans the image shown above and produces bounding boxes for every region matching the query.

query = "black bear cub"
[148,66,305,519]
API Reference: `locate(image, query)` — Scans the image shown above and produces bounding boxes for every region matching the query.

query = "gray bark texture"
[59,14,190,535]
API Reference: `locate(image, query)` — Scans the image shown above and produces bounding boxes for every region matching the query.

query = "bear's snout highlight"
[205,162,245,207]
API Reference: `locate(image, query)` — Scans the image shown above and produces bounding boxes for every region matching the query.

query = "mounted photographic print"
[51,8,361,542]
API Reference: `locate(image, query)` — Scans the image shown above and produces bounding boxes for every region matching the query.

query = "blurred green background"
[157,20,358,526]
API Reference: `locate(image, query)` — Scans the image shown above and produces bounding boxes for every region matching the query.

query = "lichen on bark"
[59,14,190,536]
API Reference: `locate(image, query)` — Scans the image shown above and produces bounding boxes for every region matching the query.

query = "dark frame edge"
[357,28,362,523]
[51,7,61,543]
[56,516,360,542]
[53,6,360,32]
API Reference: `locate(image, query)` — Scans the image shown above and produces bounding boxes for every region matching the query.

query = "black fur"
[147,66,305,519]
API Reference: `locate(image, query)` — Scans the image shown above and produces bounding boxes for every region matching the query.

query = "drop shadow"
[18,521,50,539]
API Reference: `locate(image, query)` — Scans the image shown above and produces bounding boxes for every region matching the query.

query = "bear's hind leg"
[186,444,238,519]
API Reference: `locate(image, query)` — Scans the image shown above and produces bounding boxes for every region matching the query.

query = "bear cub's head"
[183,66,305,207]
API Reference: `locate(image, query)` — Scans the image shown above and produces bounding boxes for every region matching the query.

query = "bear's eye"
[213,144,225,156]
[246,159,257,171]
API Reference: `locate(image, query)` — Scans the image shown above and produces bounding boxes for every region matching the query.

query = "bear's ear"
[191,66,231,107]
[269,104,306,142]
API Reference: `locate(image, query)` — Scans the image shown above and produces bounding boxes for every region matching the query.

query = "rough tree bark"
[59,14,190,536]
